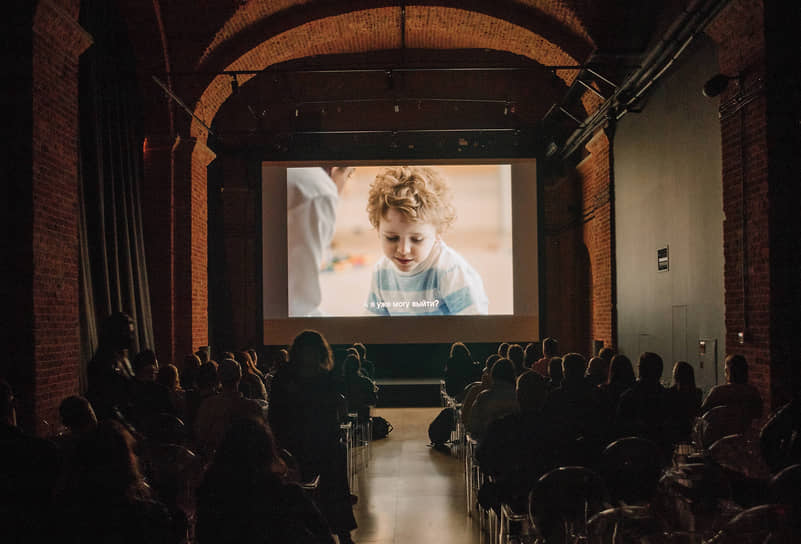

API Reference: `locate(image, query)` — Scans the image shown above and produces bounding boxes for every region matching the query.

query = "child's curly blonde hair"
[366,166,456,232]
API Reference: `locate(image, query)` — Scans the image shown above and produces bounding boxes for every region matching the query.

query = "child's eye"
[412,237,425,243]
[384,236,399,242]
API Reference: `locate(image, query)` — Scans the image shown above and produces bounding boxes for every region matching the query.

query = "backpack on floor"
[371,416,393,439]
[428,407,455,446]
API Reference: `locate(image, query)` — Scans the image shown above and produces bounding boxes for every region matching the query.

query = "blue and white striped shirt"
[365,240,489,316]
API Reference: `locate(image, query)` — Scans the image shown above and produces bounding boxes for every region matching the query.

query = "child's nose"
[399,238,411,254]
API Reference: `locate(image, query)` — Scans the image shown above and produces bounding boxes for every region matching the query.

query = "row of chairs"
[341,411,372,491]
[464,427,801,543]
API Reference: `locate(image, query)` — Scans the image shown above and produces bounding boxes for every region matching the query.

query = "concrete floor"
[349,407,481,544]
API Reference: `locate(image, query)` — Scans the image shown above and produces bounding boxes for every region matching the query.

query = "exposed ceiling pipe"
[557,0,733,159]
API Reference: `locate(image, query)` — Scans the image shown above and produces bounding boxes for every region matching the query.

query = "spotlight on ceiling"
[702,74,738,98]
[230,74,239,96]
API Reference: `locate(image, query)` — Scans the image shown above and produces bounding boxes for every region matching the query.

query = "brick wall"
[706,0,801,411]
[579,131,616,352]
[541,129,616,358]
[26,0,92,434]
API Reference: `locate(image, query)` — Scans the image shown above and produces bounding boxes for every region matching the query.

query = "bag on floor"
[371,416,393,439]
[428,407,455,446]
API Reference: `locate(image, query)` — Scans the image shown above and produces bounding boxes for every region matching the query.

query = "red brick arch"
[189,6,590,143]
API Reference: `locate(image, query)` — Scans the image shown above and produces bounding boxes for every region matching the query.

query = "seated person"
[532,337,559,377]
[598,354,635,425]
[616,352,672,451]
[194,359,263,459]
[547,357,563,390]
[701,354,763,427]
[544,353,604,461]
[157,364,187,420]
[467,358,518,440]
[443,341,480,401]
[461,355,497,427]
[666,361,703,442]
[507,344,525,376]
[523,342,540,370]
[585,356,609,387]
[364,166,488,315]
[476,371,554,512]
[129,349,174,435]
[235,351,267,402]
[342,353,378,421]
[196,418,334,544]
[184,361,219,439]
[1,381,61,542]
[352,342,375,379]
[56,420,175,544]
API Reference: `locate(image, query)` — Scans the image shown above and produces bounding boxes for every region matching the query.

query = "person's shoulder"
[287,168,336,203]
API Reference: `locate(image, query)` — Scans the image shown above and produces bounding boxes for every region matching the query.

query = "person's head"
[450,342,471,361]
[608,354,635,386]
[194,348,209,364]
[524,343,540,368]
[182,353,201,389]
[638,352,664,384]
[247,348,258,366]
[516,370,548,413]
[235,351,256,375]
[157,364,181,391]
[672,361,696,391]
[562,353,587,382]
[598,347,615,362]
[549,357,564,383]
[132,349,158,381]
[204,417,286,490]
[345,346,361,362]
[0,380,16,426]
[507,344,524,374]
[586,356,609,380]
[218,359,242,391]
[196,361,220,393]
[71,419,148,500]
[367,166,455,273]
[542,337,559,358]
[490,358,516,385]
[288,329,334,376]
[98,311,135,353]
[323,166,355,194]
[352,342,367,360]
[725,354,749,384]
[343,354,361,377]
[498,342,510,358]
[59,396,97,434]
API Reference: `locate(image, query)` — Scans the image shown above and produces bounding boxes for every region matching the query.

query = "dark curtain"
[78,0,154,390]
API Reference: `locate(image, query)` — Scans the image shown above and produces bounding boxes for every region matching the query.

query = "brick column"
[142,135,175,364]
[19,0,92,434]
[707,0,801,410]
[578,130,617,352]
[171,136,214,365]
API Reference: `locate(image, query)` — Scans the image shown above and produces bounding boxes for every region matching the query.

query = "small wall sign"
[657,246,669,272]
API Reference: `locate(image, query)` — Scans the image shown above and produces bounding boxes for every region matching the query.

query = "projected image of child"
[365,166,489,316]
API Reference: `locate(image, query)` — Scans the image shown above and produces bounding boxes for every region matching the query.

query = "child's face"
[378,208,439,272]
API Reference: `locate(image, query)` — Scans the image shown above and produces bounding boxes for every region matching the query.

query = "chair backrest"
[587,505,668,543]
[602,436,663,505]
[531,466,606,528]
[709,434,770,480]
[695,405,748,449]
[768,463,801,510]
[706,504,798,544]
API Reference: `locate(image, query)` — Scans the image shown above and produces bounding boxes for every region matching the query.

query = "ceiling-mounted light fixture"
[702,73,739,98]
[230,74,239,95]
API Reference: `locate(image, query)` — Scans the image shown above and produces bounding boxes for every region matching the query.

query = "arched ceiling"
[190,5,589,140]
[119,0,691,150]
